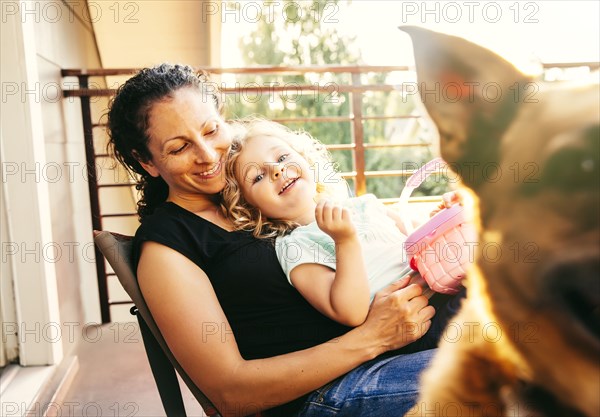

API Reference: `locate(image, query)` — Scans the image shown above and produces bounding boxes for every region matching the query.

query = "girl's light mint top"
[275,194,412,299]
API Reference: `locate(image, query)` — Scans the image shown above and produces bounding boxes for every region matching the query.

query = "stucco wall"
[34,0,106,356]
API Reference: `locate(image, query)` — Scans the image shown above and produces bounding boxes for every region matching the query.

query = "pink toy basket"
[398,158,477,294]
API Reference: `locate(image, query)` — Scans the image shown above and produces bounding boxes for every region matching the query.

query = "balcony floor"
[59,322,206,417]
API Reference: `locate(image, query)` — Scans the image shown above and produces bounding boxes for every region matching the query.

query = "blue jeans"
[295,349,435,417]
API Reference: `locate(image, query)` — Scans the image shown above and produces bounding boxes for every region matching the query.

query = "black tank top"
[133,202,350,415]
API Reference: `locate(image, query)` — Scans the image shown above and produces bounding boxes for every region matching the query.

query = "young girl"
[223,119,461,341]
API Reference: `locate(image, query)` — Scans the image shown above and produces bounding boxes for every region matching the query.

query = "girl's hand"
[429,190,464,217]
[358,276,436,353]
[315,200,357,243]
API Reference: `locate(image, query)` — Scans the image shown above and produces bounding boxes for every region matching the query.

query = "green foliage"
[225,0,448,198]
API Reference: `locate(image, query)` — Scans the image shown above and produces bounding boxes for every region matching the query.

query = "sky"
[221,0,600,70]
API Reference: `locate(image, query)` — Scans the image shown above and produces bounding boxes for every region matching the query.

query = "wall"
[38,0,107,356]
[0,3,218,413]
[1,0,104,366]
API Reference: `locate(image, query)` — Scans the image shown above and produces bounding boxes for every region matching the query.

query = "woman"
[107,63,437,417]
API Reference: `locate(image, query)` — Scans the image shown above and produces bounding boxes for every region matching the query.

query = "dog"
[401,27,599,417]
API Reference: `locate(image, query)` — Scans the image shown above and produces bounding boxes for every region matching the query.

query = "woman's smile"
[141,87,233,203]
[196,158,224,179]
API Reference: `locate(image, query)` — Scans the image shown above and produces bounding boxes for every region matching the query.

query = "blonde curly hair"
[221,118,349,239]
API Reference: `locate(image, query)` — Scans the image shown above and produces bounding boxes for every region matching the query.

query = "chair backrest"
[93,230,221,417]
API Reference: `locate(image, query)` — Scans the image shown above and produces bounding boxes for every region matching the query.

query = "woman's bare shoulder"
[136,240,219,314]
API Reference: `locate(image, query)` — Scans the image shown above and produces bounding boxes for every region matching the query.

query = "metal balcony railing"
[62,62,599,323]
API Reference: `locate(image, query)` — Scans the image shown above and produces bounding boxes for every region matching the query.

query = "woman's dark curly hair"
[106,63,221,219]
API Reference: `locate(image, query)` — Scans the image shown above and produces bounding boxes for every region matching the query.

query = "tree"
[225,0,449,198]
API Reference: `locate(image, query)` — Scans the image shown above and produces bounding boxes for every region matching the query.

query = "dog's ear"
[400,26,533,189]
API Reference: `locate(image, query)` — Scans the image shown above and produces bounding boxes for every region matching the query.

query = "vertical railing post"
[350,72,366,195]
[78,75,111,323]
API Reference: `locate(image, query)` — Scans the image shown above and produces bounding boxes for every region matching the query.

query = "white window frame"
[1,8,63,366]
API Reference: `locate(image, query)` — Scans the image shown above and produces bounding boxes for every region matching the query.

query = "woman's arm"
[290,200,370,327]
[138,241,434,417]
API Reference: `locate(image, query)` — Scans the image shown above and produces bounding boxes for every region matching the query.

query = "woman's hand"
[356,276,436,355]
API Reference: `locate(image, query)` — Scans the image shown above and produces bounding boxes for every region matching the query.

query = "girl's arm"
[138,241,434,417]
[290,200,370,326]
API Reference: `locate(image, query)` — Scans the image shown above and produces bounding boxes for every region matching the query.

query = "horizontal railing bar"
[89,119,355,127]
[326,142,432,151]
[101,213,137,218]
[96,117,347,128]
[364,169,445,178]
[97,183,136,188]
[542,62,600,69]
[108,300,134,306]
[273,116,351,123]
[61,65,412,77]
[225,85,400,94]
[91,115,421,126]
[61,62,600,78]
[63,89,115,97]
[326,144,355,151]
[362,115,421,121]
[276,115,422,123]
[92,143,431,153]
[75,117,345,128]
[341,169,447,179]
[340,171,357,179]
[227,84,416,94]
[363,142,431,149]
[64,84,405,98]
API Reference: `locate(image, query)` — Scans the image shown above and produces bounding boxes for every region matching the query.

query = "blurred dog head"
[403,26,599,416]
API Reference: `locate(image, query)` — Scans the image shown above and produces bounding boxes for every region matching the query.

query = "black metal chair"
[93,230,221,417]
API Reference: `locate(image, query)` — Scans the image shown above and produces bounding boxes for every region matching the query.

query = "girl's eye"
[170,143,188,155]
[253,173,264,184]
[277,154,289,163]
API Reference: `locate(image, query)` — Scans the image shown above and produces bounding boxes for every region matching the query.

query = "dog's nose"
[544,256,600,342]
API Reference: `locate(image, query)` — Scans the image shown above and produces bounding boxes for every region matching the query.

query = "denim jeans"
[295,349,435,417]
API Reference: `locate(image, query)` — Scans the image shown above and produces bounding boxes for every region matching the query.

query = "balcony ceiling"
[92,1,215,69]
